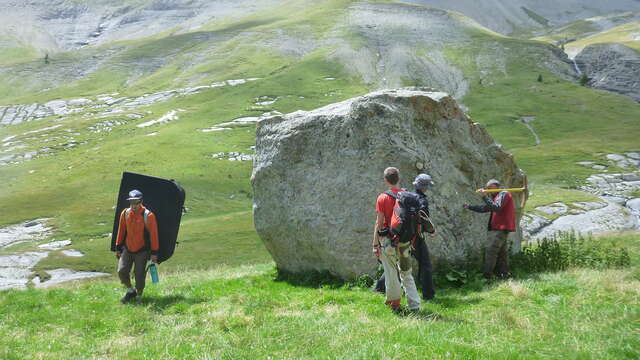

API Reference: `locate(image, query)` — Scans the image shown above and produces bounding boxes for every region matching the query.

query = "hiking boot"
[120,289,137,303]
[385,299,401,312]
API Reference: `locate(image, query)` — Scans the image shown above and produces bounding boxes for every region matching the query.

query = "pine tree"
[579,73,590,86]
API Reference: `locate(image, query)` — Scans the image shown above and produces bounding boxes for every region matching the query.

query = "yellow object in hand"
[476,187,527,193]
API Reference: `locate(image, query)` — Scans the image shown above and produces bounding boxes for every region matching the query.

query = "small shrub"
[512,231,631,275]
[537,74,543,82]
[350,274,375,289]
[275,268,376,289]
[275,268,345,288]
[579,73,590,86]
[434,260,484,288]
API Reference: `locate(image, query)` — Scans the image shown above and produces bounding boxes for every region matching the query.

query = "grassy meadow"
[1,232,639,359]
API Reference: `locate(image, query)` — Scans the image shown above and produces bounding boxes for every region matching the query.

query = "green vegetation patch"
[1,232,639,359]
[565,21,640,53]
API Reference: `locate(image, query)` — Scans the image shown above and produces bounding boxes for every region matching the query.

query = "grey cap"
[413,173,435,191]
[126,189,143,200]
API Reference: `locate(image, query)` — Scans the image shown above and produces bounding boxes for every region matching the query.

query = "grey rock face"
[536,203,569,216]
[530,202,638,240]
[575,43,640,102]
[521,213,552,236]
[252,88,527,279]
[627,198,640,212]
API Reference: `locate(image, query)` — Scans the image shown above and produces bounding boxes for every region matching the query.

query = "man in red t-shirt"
[464,179,516,279]
[372,167,421,312]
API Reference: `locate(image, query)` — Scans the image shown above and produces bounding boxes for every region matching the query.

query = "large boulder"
[251,88,527,279]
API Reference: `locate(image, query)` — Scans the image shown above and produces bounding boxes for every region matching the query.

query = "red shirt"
[376,187,401,228]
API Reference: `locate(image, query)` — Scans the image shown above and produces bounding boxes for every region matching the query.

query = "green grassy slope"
[564,21,640,53]
[531,12,640,45]
[1,233,638,359]
[0,0,639,278]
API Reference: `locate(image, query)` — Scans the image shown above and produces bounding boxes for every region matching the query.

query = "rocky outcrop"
[0,78,260,127]
[401,0,640,36]
[522,152,640,240]
[521,201,638,240]
[0,219,107,290]
[575,43,640,102]
[252,88,527,279]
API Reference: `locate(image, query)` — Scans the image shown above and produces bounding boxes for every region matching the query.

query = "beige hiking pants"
[380,239,421,310]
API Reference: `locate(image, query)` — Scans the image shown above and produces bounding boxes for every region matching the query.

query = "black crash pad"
[110,172,185,263]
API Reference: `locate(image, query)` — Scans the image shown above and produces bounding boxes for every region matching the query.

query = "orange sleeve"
[147,212,160,253]
[115,210,127,247]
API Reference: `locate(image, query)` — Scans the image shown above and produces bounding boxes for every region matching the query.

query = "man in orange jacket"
[115,189,160,303]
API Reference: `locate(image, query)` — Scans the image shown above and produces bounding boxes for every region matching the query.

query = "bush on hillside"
[433,231,631,287]
[579,73,590,86]
[512,231,631,274]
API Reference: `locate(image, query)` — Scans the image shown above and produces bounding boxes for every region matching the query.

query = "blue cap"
[413,174,434,190]
[126,189,143,200]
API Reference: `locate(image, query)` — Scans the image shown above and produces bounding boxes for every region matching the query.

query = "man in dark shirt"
[412,174,436,300]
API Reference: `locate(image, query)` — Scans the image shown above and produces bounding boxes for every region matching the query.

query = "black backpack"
[415,192,435,235]
[386,190,422,244]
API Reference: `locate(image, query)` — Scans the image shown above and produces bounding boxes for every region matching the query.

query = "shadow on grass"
[127,294,207,312]
[431,295,483,309]
[274,268,347,289]
[394,308,467,323]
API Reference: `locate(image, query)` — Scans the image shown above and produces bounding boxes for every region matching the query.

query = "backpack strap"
[125,208,149,228]
[384,190,398,199]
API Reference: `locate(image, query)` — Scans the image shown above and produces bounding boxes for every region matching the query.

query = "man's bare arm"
[373,213,385,246]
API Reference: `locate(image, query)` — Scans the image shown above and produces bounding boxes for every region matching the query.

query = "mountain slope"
[0,0,284,53]
[0,0,639,278]
[566,21,640,57]
[400,0,640,36]
[532,11,640,46]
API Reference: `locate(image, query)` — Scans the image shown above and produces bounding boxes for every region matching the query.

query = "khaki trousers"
[484,231,510,278]
[380,239,421,310]
[118,249,149,293]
